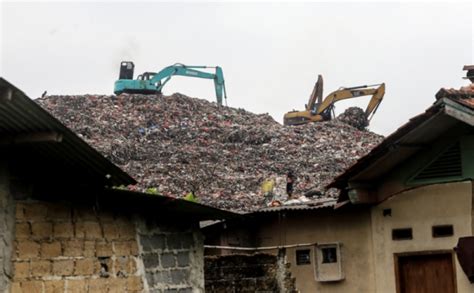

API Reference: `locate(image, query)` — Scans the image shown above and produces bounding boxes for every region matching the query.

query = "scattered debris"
[37,93,383,212]
[284,195,311,205]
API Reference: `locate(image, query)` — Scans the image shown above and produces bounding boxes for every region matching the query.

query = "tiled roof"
[435,86,474,101]
[454,98,474,109]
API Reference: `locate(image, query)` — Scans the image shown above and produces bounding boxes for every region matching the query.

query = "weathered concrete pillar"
[276,248,297,293]
[0,161,14,292]
[471,180,474,235]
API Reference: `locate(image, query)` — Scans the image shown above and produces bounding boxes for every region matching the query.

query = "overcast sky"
[1,2,472,135]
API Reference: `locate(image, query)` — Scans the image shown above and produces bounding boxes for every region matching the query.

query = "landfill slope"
[37,94,383,212]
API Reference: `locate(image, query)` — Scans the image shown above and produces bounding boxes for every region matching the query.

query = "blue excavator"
[114,61,227,105]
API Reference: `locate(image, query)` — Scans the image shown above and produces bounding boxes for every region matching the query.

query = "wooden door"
[397,252,456,293]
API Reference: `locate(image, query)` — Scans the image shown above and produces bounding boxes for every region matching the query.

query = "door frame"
[394,250,458,293]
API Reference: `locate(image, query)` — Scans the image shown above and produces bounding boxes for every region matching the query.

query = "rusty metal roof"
[253,198,337,213]
[100,188,240,220]
[328,90,474,190]
[0,78,135,187]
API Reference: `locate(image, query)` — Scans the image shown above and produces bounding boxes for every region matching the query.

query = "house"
[0,78,236,293]
[204,79,474,292]
[326,84,474,293]
[203,197,373,292]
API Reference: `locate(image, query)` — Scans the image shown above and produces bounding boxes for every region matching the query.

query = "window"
[383,208,392,217]
[315,243,344,282]
[432,225,454,238]
[322,247,337,263]
[296,249,311,265]
[392,228,413,240]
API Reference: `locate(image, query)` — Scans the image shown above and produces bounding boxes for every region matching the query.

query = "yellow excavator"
[283,75,385,126]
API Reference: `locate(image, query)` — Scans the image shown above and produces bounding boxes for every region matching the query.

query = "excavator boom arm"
[150,64,227,105]
[306,75,323,111]
[151,66,217,83]
[364,83,385,120]
[316,84,385,116]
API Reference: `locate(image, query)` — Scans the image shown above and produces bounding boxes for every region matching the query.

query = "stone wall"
[204,252,297,293]
[10,200,144,293]
[137,219,204,293]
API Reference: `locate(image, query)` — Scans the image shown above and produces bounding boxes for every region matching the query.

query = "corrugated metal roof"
[254,198,337,213]
[0,78,135,186]
[100,188,240,220]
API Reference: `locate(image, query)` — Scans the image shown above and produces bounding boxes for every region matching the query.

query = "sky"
[1,2,473,135]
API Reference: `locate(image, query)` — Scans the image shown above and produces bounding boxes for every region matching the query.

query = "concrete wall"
[255,208,375,293]
[137,219,204,293]
[0,162,14,292]
[371,181,474,293]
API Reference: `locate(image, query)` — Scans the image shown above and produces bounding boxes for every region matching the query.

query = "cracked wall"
[10,201,143,292]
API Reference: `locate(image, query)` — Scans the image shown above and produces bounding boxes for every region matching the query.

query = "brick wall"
[205,253,297,293]
[10,200,144,293]
[137,220,204,293]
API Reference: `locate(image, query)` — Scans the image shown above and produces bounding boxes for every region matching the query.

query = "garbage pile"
[337,107,368,130]
[37,93,383,212]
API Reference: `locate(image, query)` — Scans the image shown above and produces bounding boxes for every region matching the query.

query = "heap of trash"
[37,93,383,212]
[337,107,369,130]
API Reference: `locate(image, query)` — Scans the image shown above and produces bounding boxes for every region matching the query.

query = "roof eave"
[327,97,474,191]
[0,77,136,186]
[101,188,241,220]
